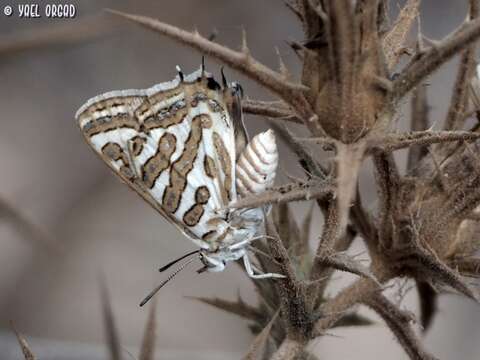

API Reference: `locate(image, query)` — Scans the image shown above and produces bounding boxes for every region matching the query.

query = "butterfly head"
[199,246,246,273]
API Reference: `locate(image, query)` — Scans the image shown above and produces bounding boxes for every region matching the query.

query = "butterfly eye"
[207,77,221,90]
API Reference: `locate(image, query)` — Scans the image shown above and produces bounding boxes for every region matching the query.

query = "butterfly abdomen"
[235,129,278,198]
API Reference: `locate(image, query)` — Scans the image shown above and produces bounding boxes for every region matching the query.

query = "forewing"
[76,69,238,249]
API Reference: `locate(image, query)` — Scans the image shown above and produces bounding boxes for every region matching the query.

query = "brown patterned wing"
[76,69,238,250]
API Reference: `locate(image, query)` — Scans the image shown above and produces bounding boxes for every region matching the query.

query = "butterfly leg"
[243,253,285,279]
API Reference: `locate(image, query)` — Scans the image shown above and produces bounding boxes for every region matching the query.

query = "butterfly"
[75,62,284,300]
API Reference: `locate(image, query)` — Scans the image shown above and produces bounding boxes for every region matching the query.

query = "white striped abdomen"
[235,129,278,198]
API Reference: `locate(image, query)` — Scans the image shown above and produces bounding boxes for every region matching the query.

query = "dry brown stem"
[393,16,480,99]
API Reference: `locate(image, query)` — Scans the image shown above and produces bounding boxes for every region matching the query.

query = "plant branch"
[373,152,400,249]
[407,84,430,172]
[363,293,438,360]
[265,217,310,340]
[229,180,334,210]
[312,277,382,336]
[11,322,36,360]
[269,123,329,180]
[106,9,325,135]
[393,16,480,99]
[369,130,480,152]
[242,99,302,124]
[443,1,478,132]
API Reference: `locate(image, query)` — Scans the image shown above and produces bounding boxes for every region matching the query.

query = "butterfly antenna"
[220,67,228,89]
[176,65,184,82]
[159,249,200,272]
[140,256,197,307]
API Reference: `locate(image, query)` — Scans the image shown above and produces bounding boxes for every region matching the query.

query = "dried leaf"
[0,196,57,252]
[416,280,438,332]
[243,311,279,360]
[139,300,157,360]
[10,322,36,360]
[187,295,263,322]
[331,312,374,328]
[316,250,380,285]
[100,279,122,360]
[364,294,438,360]
[407,246,479,301]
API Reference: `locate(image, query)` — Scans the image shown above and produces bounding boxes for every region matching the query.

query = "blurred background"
[0,0,479,359]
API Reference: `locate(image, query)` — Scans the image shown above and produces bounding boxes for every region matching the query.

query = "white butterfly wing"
[76,69,238,250]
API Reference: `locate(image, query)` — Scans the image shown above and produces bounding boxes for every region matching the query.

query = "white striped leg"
[243,253,285,279]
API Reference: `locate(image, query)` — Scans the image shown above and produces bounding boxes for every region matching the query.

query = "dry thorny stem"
[13,1,480,359]
[102,1,480,359]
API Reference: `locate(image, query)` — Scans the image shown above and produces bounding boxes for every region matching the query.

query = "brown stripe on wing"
[142,133,177,189]
[101,142,135,181]
[80,96,143,119]
[137,88,195,131]
[84,114,139,137]
[135,89,182,118]
[204,155,217,178]
[131,136,146,156]
[183,186,210,226]
[162,115,211,214]
[79,95,144,137]
[212,132,233,203]
[142,103,189,131]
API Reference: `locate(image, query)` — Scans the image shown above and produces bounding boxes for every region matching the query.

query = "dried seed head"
[236,129,278,198]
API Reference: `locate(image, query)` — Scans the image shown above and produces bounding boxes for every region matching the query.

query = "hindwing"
[76,68,239,250]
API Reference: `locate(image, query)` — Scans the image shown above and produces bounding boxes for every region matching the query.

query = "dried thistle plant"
[10,1,479,359]
[102,1,480,359]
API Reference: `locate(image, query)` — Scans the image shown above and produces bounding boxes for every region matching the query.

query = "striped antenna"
[140,256,198,307]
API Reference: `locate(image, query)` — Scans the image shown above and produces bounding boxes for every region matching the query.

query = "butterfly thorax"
[203,206,263,250]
